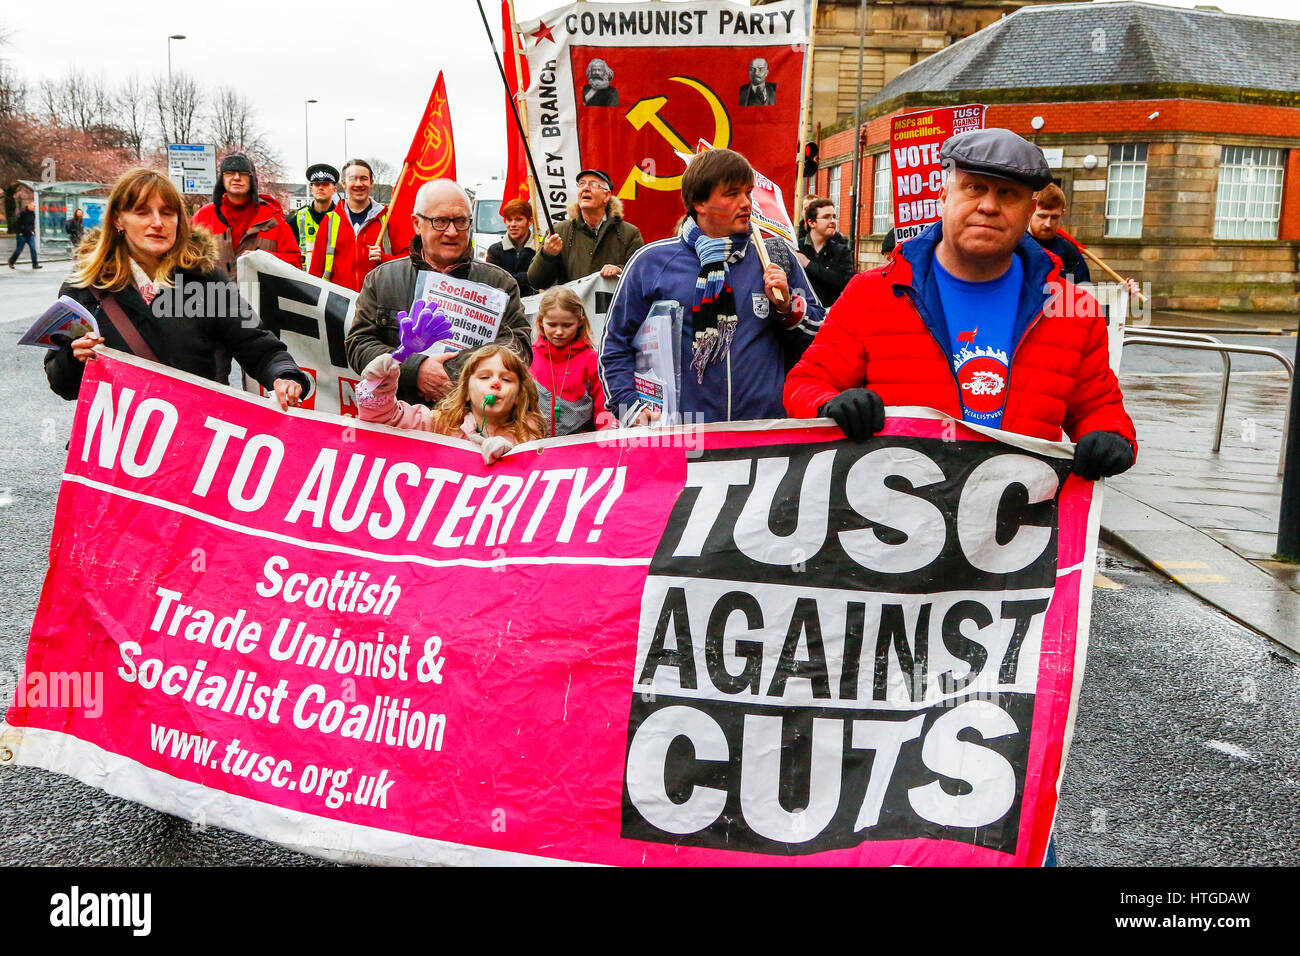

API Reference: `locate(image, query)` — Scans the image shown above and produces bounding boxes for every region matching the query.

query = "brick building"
[756,0,1069,131]
[813,1,1300,311]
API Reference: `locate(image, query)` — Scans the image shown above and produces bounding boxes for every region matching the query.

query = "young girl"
[530,287,614,436]
[357,345,546,463]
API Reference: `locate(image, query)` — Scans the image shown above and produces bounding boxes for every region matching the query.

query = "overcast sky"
[3,0,1294,189]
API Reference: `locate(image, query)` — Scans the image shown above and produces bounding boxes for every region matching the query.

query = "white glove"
[481,435,514,465]
[362,352,400,381]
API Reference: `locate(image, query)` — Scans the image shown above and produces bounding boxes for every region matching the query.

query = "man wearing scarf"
[599,148,823,425]
[192,153,301,277]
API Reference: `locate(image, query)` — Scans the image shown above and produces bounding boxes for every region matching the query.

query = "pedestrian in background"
[65,208,85,248]
[797,197,854,306]
[192,153,300,276]
[7,199,41,270]
[486,199,537,295]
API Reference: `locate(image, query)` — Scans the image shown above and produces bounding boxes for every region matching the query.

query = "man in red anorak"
[785,128,1136,482]
[192,153,300,276]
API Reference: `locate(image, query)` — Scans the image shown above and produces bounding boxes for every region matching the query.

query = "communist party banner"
[386,72,457,254]
[2,350,1100,865]
[517,0,806,241]
[890,104,987,242]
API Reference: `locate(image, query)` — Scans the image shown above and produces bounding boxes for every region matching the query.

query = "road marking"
[1154,560,1208,570]
[1204,740,1256,762]
[1093,573,1123,590]
[1172,573,1230,583]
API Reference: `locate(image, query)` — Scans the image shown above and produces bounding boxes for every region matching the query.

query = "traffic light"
[802,142,819,177]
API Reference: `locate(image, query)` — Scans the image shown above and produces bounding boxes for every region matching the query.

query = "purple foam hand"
[390,299,455,361]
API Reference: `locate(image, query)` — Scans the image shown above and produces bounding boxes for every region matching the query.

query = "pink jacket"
[356,365,520,446]
[530,336,614,435]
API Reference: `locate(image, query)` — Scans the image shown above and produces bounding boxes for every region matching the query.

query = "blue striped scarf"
[683,219,748,383]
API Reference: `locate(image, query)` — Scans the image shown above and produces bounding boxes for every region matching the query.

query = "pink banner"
[3,351,1097,865]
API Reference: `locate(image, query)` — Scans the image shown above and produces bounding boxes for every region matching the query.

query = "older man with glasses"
[345,179,532,406]
[527,168,644,291]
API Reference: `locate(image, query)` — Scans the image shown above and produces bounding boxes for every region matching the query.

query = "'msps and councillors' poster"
[2,351,1098,865]
[519,1,806,240]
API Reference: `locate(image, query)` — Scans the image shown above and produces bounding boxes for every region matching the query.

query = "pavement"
[1105,309,1300,655]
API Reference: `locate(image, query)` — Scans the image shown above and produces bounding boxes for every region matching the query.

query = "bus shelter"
[18,180,110,256]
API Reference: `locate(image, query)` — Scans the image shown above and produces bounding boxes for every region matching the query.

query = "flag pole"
[793,0,820,234]
[750,221,789,307]
[476,0,554,233]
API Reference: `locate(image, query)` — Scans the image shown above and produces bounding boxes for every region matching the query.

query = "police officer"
[288,163,340,269]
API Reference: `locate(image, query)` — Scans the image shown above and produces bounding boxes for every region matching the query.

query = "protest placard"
[890,105,987,241]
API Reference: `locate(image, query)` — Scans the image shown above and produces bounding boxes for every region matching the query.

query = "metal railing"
[1122,327,1295,473]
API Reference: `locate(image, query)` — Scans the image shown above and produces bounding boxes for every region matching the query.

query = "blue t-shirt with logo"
[932,256,1022,428]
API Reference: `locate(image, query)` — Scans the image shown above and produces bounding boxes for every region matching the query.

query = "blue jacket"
[599,232,824,424]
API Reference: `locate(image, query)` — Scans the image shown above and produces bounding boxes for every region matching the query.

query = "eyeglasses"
[416,213,471,231]
[577,180,608,192]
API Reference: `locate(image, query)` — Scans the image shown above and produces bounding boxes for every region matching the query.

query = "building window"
[828,165,842,222]
[1105,144,1148,238]
[872,153,892,234]
[1214,146,1285,240]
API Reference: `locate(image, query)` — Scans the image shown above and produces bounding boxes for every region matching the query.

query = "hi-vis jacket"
[307,200,399,291]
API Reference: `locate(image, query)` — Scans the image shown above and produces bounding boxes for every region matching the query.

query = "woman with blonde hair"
[45,167,311,409]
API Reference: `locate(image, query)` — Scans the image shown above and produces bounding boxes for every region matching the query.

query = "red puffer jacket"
[784,223,1136,453]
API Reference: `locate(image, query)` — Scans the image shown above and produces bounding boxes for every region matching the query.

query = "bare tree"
[367,157,396,187]
[207,85,268,155]
[151,72,202,144]
[113,75,150,161]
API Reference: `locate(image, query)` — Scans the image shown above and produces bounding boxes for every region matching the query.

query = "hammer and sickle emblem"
[617,76,731,200]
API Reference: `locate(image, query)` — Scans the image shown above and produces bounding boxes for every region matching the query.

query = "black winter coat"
[486,239,537,296]
[798,232,855,307]
[44,237,311,401]
[13,208,35,236]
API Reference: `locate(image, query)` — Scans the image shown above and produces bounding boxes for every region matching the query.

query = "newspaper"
[20,295,100,350]
[412,273,509,354]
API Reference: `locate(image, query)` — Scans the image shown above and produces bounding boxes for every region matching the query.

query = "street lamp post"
[166,34,186,141]
[344,117,355,159]
[167,34,186,87]
[304,99,318,170]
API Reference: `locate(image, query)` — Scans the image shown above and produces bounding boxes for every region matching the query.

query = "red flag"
[957,328,978,343]
[501,0,531,216]
[387,72,457,253]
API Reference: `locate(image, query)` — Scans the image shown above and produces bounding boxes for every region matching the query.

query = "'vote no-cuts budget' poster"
[891,105,987,241]
[519,0,806,241]
[2,350,1099,865]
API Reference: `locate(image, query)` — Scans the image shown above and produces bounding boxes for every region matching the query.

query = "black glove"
[1071,431,1135,481]
[818,389,885,441]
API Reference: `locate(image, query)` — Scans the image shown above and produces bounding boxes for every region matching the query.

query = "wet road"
[1,267,1297,865]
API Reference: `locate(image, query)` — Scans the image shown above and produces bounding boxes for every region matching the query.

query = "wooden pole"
[750,219,788,307]
[792,0,820,236]
[1079,244,1148,304]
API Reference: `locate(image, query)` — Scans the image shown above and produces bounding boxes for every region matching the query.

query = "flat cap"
[575,168,613,190]
[939,128,1052,190]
